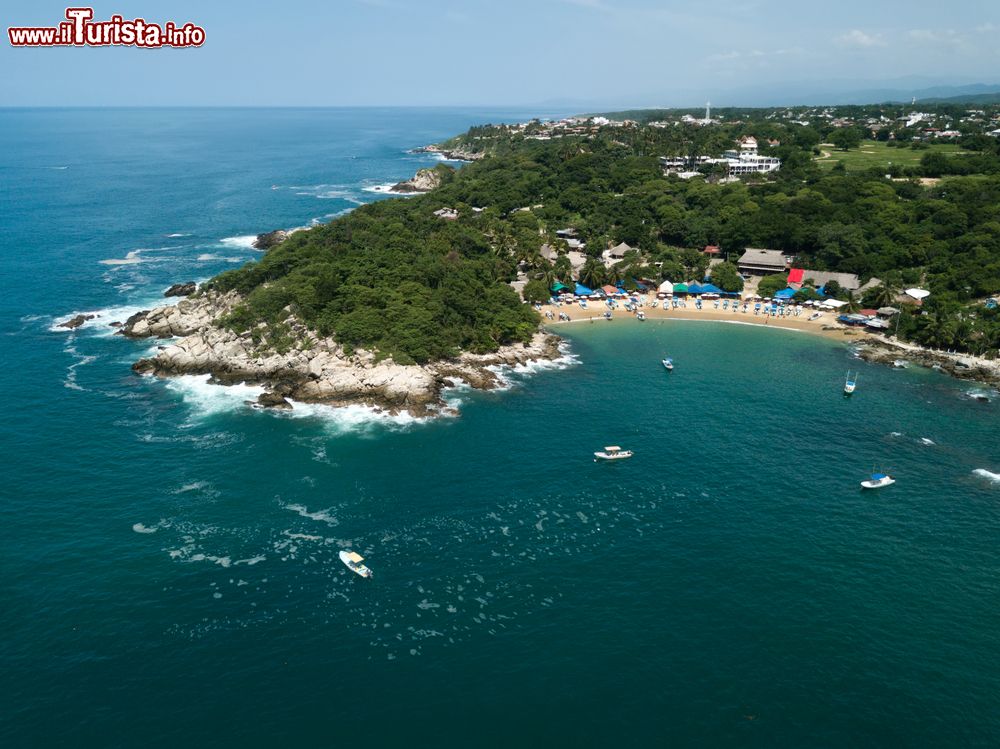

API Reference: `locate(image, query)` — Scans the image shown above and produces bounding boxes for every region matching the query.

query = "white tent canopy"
[821,299,848,308]
[905,288,931,300]
[658,280,674,293]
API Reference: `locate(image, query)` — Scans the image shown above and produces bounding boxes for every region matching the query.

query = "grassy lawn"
[816,140,964,171]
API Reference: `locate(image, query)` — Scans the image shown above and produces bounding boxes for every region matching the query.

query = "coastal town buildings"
[737,248,793,276]
[660,134,780,178]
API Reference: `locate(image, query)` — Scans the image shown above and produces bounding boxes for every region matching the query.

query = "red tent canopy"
[787,268,805,285]
[860,309,878,317]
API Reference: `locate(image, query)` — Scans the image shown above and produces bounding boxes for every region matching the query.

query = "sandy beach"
[539,299,863,342]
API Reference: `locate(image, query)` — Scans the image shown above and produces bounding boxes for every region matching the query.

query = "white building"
[662,134,779,178]
[726,153,781,175]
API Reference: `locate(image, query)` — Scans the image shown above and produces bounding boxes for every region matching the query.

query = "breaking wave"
[219,235,259,250]
[972,469,1000,485]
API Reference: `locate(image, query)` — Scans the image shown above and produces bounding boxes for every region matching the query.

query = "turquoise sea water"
[3,109,1000,747]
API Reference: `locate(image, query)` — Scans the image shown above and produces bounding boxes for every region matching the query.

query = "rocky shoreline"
[389,164,454,194]
[853,335,1000,390]
[410,144,483,162]
[120,291,563,416]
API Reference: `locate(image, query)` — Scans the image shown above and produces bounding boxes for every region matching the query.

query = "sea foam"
[164,374,265,416]
[219,235,259,250]
[283,502,340,526]
[973,469,1000,484]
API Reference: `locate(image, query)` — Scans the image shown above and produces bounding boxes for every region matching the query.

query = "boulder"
[390,165,453,193]
[164,282,197,297]
[253,230,290,250]
[58,314,95,329]
[255,392,293,410]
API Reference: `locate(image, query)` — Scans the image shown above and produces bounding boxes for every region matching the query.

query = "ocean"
[3,108,1000,747]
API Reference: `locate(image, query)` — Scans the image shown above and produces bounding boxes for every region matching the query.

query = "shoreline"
[118,292,567,417]
[538,302,857,342]
[538,301,1000,389]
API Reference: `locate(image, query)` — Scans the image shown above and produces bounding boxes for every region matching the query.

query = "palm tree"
[535,264,558,293]
[844,291,861,313]
[579,259,605,289]
[485,221,515,258]
[553,255,573,282]
[870,280,900,309]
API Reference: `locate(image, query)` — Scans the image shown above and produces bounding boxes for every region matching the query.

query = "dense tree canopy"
[208,105,1000,359]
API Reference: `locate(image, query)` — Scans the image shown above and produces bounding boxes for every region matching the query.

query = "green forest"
[209,105,1000,359]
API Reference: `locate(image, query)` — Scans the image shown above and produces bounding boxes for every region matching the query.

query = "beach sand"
[540,300,863,342]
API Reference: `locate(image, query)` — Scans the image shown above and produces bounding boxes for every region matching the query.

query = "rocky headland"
[164,282,197,297]
[252,230,291,250]
[121,291,561,417]
[390,165,453,194]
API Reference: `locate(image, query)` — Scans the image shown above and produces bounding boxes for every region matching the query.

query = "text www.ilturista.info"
[8,7,205,48]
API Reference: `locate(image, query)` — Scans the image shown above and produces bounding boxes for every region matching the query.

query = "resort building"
[433,207,458,221]
[737,248,793,276]
[661,137,780,178]
[603,241,633,265]
[566,251,588,275]
[788,269,882,295]
[726,153,781,175]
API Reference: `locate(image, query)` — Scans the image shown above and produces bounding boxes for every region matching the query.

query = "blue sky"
[2,0,999,106]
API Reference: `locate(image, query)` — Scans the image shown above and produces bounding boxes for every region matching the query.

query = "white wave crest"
[485,342,579,390]
[162,374,265,416]
[284,399,428,432]
[362,182,417,196]
[99,250,146,266]
[51,302,159,334]
[283,502,339,526]
[219,235,259,250]
[197,253,245,263]
[973,469,1000,484]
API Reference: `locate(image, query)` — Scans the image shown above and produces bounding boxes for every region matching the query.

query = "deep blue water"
[3,109,1000,747]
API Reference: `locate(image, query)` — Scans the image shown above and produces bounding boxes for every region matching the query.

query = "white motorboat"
[844,371,857,395]
[662,357,674,371]
[860,472,895,490]
[594,446,633,461]
[637,311,646,321]
[339,550,373,578]
[892,360,908,369]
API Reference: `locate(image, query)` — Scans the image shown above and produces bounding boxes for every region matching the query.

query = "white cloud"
[907,29,970,50]
[836,29,886,48]
[975,23,997,33]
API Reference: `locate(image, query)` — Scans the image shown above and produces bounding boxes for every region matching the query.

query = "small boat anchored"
[594,445,633,461]
[844,371,858,395]
[860,471,895,490]
[339,550,373,578]
[662,357,674,372]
